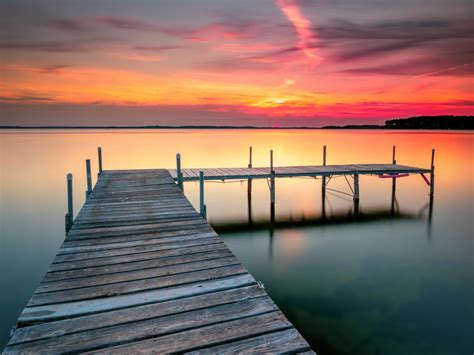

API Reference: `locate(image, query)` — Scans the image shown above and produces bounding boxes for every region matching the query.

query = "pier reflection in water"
[213,179,435,260]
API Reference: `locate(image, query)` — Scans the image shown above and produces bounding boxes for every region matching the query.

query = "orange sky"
[0,0,472,126]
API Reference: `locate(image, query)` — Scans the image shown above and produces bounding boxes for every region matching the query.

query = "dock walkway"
[169,163,430,181]
[5,152,435,353]
[4,169,313,353]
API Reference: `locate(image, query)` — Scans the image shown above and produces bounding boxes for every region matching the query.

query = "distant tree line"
[385,116,473,130]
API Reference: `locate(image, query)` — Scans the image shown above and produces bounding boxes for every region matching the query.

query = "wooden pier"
[170,146,435,221]
[169,163,430,181]
[4,169,314,354]
[4,145,435,353]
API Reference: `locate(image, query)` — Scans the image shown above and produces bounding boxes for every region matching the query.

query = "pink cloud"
[275,0,322,64]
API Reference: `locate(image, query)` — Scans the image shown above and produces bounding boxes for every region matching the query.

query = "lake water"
[0,129,472,354]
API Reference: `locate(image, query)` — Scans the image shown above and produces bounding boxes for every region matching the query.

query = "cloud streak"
[275,0,322,63]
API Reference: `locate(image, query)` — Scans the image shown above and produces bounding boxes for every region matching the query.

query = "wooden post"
[430,149,435,196]
[353,174,360,216]
[321,145,326,219]
[270,176,276,205]
[248,146,253,168]
[353,174,360,201]
[85,159,92,199]
[247,146,253,225]
[97,146,103,177]
[428,190,434,222]
[270,149,274,174]
[199,171,206,218]
[65,173,73,232]
[270,150,275,224]
[247,146,253,220]
[176,153,183,190]
[270,177,275,225]
[391,145,397,212]
[247,185,253,225]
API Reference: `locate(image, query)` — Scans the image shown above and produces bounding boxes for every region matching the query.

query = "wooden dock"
[4,169,314,354]
[169,163,431,181]
[4,144,436,353]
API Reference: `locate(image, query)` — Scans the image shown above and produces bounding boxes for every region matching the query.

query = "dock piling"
[270,150,276,223]
[248,146,253,211]
[322,145,327,218]
[270,149,274,174]
[353,174,360,216]
[248,146,253,168]
[270,177,275,224]
[353,174,360,201]
[85,159,92,199]
[247,147,253,224]
[97,147,103,178]
[199,171,206,218]
[430,149,435,195]
[65,173,73,233]
[176,153,183,190]
[391,145,397,211]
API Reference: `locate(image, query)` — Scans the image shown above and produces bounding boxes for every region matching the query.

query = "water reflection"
[217,170,434,240]
[214,185,434,247]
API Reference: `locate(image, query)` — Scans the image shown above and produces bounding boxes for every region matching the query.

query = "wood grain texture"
[4,169,312,353]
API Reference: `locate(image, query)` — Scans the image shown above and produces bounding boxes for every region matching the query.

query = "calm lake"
[0,129,473,354]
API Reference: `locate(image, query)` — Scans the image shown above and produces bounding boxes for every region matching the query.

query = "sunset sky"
[1,0,472,126]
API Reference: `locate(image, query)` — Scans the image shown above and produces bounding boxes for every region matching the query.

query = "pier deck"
[4,169,313,354]
[169,163,430,181]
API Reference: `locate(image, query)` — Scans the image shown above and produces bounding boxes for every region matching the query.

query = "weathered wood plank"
[61,227,215,247]
[86,311,293,354]
[28,264,247,306]
[186,328,313,354]
[8,296,277,353]
[53,237,220,263]
[9,285,266,346]
[18,274,257,324]
[58,231,217,254]
[48,242,228,272]
[67,219,209,239]
[6,168,313,353]
[44,248,233,282]
[36,256,239,293]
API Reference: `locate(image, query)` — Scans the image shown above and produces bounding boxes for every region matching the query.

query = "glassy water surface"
[0,129,472,354]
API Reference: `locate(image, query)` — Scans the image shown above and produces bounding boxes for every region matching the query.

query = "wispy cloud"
[275,0,322,64]
[0,95,54,102]
[317,18,474,61]
[38,65,69,74]
[341,60,474,77]
[0,37,121,53]
[44,19,90,32]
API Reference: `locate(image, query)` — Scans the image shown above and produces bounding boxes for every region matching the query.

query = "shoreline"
[1,126,473,131]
